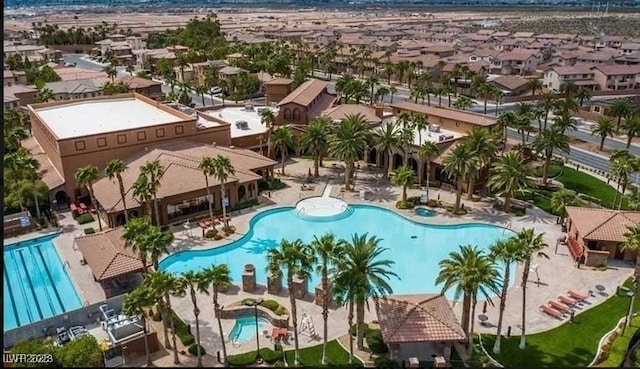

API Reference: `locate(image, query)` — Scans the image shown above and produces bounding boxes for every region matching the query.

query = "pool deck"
[6,157,634,363]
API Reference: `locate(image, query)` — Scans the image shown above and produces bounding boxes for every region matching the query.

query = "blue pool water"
[229,316,270,343]
[3,234,83,331]
[415,207,436,217]
[160,205,515,298]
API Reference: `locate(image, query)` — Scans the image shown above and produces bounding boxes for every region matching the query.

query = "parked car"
[210,86,222,95]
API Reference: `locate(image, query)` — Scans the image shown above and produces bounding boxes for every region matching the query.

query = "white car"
[210,86,222,95]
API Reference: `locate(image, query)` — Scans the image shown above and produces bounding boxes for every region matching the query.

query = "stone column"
[291,275,308,299]
[267,273,282,295]
[314,283,331,307]
[242,264,256,292]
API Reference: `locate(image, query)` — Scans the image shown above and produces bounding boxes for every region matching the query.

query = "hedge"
[366,329,388,354]
[228,348,282,366]
[170,310,195,346]
[83,227,95,235]
[76,213,94,224]
[188,344,206,356]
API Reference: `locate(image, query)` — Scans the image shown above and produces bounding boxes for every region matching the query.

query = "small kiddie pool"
[415,207,436,217]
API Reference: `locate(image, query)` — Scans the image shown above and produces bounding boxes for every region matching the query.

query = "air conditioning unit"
[430,124,441,133]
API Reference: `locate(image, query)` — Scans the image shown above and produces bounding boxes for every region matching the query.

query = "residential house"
[44,78,110,101]
[116,76,165,100]
[276,79,337,126]
[591,65,640,91]
[4,84,37,110]
[490,75,531,96]
[543,66,598,92]
[576,50,616,65]
[3,69,27,86]
[264,78,294,104]
[492,51,540,75]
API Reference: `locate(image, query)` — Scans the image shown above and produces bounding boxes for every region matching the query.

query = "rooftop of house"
[200,106,276,138]
[566,207,640,243]
[31,95,191,140]
[390,101,497,128]
[278,78,329,107]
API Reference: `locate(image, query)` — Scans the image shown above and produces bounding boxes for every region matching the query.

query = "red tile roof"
[278,79,329,107]
[391,101,496,127]
[566,207,640,242]
[376,294,467,344]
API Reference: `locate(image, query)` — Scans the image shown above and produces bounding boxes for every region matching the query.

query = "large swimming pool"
[160,205,515,298]
[4,234,83,331]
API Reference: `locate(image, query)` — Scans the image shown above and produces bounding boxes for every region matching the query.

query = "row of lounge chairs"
[198,215,231,229]
[539,290,589,319]
[70,202,95,218]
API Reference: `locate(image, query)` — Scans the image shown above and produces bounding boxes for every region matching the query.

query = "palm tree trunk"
[88,187,103,231]
[542,156,551,187]
[385,150,391,178]
[348,300,355,364]
[289,274,301,365]
[426,163,431,199]
[166,292,180,364]
[468,297,477,354]
[627,135,633,149]
[314,152,320,177]
[344,161,352,191]
[402,185,408,202]
[503,195,511,213]
[118,176,128,223]
[321,271,329,365]
[159,299,171,349]
[143,316,151,366]
[153,194,161,227]
[427,94,431,106]
[356,300,366,350]
[493,263,510,354]
[483,99,488,114]
[221,184,229,228]
[520,260,531,350]
[205,176,215,229]
[461,292,471,335]
[467,179,475,200]
[544,114,549,131]
[455,178,463,211]
[192,290,203,367]
[33,190,42,220]
[600,136,606,151]
[281,152,287,175]
[215,296,228,365]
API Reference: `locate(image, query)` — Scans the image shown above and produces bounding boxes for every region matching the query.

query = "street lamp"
[245,297,264,362]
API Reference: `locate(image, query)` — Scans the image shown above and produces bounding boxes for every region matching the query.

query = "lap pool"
[3,233,83,331]
[160,205,515,298]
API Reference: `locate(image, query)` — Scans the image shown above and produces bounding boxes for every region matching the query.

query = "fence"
[3,294,127,349]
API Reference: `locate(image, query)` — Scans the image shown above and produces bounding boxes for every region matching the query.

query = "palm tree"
[201,264,232,366]
[310,233,343,365]
[122,217,152,273]
[176,271,208,367]
[366,75,378,104]
[335,233,398,350]
[332,267,358,364]
[418,141,440,193]
[575,88,592,107]
[328,114,370,191]
[538,92,556,131]
[141,226,172,270]
[622,113,640,149]
[550,189,580,223]
[105,159,129,224]
[489,151,534,212]
[144,271,180,363]
[270,126,296,175]
[464,128,497,199]
[532,126,570,186]
[392,165,416,202]
[198,156,217,227]
[140,160,164,226]
[212,155,235,228]
[412,112,429,145]
[592,116,617,151]
[74,165,103,231]
[122,287,154,366]
[527,78,543,96]
[375,86,390,104]
[609,99,632,130]
[260,109,277,158]
[389,86,397,104]
[132,174,154,218]
[300,116,331,177]
[267,239,315,365]
[453,95,474,110]
[194,84,208,106]
[489,238,520,354]
[515,228,549,349]
[436,245,500,352]
[103,64,117,82]
[374,122,402,178]
[621,224,640,326]
[125,63,134,76]
[442,144,478,211]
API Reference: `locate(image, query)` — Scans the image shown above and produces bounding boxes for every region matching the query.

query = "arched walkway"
[407,157,418,173]
[237,185,246,201]
[368,148,378,165]
[248,183,256,198]
[115,213,126,226]
[54,190,69,209]
[393,153,404,169]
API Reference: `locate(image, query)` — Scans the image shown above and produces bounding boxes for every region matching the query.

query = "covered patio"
[75,227,148,298]
[376,294,466,364]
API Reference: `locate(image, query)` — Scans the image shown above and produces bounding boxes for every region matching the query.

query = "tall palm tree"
[105,159,129,224]
[550,189,580,223]
[132,174,154,218]
[141,226,172,270]
[620,224,640,326]
[201,264,232,366]
[122,287,154,366]
[176,271,209,367]
[140,160,164,226]
[74,165,103,231]
[310,233,343,365]
[300,116,331,177]
[532,126,570,186]
[270,126,296,175]
[442,144,478,211]
[260,109,277,158]
[198,156,217,227]
[332,267,359,364]
[266,239,315,365]
[122,217,152,273]
[515,228,549,349]
[144,271,180,363]
[453,95,474,110]
[489,238,520,354]
[538,92,557,131]
[418,141,440,193]
[609,99,632,131]
[389,86,397,103]
[527,78,543,96]
[392,165,416,202]
[575,88,592,107]
[622,113,640,149]
[328,114,370,191]
[489,151,534,212]
[335,233,398,350]
[463,128,497,199]
[592,116,617,151]
[212,155,235,228]
[374,122,402,178]
[412,112,429,145]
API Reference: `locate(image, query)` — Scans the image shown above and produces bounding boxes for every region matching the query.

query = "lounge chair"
[548,300,571,313]
[539,305,563,319]
[567,290,588,301]
[558,295,578,306]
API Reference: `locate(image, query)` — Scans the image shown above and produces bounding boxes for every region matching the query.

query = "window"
[156,128,165,138]
[293,109,300,120]
[97,137,107,147]
[75,140,86,151]
[594,106,601,113]
[117,134,127,144]
[284,108,291,120]
[137,131,147,141]
[175,125,184,135]
[167,195,212,220]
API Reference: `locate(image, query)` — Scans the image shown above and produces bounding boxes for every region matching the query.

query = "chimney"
[374,105,384,119]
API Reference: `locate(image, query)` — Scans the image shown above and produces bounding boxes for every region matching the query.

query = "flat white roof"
[379,118,465,146]
[203,106,275,138]
[35,98,185,139]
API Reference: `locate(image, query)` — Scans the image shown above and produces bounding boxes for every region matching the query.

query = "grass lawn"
[594,315,640,367]
[556,167,628,209]
[480,279,640,367]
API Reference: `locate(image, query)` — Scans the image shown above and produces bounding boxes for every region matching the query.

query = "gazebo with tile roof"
[75,227,149,298]
[375,294,466,362]
[565,206,640,267]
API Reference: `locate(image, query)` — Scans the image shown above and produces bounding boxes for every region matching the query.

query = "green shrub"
[228,348,282,366]
[395,200,414,209]
[205,229,218,238]
[170,310,195,346]
[83,227,95,235]
[188,344,206,356]
[274,305,287,316]
[406,196,420,206]
[366,329,389,354]
[349,323,370,336]
[261,348,283,363]
[374,357,399,368]
[262,299,279,312]
[76,213,94,224]
[426,180,441,188]
[426,199,438,207]
[222,225,235,234]
[213,234,223,240]
[453,208,468,216]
